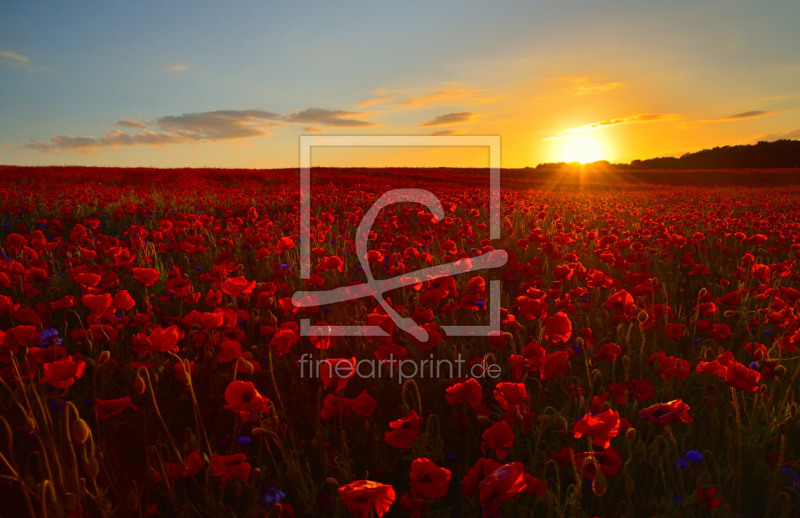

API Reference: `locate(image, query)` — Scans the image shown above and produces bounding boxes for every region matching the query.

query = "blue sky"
[1,0,798,167]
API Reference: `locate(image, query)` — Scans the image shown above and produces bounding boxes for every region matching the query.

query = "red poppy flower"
[593,342,622,363]
[725,362,761,392]
[493,382,528,412]
[111,290,136,311]
[149,325,180,353]
[695,485,723,510]
[276,236,295,254]
[320,390,377,421]
[544,313,572,343]
[539,351,569,380]
[221,276,256,298]
[573,447,623,479]
[40,356,86,388]
[209,453,251,484]
[638,399,692,426]
[605,290,634,313]
[478,462,528,514]
[215,339,242,364]
[409,457,451,500]
[481,420,515,461]
[445,378,485,414]
[132,267,160,287]
[94,396,137,420]
[338,480,395,518]
[320,357,356,393]
[573,408,620,449]
[384,409,423,449]
[82,293,112,314]
[223,380,272,422]
[648,351,690,380]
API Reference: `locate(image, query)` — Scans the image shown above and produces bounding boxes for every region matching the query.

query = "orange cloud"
[563,113,677,133]
[396,83,488,107]
[419,112,474,127]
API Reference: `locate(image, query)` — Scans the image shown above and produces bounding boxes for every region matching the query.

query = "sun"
[561,135,605,163]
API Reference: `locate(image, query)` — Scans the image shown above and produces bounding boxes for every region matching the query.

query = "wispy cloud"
[21,107,380,152]
[552,76,625,96]
[396,83,489,107]
[165,64,189,72]
[118,118,152,128]
[282,108,379,127]
[419,112,474,127]
[698,110,779,123]
[158,109,281,139]
[356,96,394,108]
[0,49,43,72]
[561,113,676,134]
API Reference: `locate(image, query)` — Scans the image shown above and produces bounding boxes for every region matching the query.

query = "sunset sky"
[1,0,798,168]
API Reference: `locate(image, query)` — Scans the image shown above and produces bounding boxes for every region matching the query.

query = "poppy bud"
[97,350,111,366]
[698,288,707,298]
[251,468,261,478]
[237,358,255,374]
[85,457,100,479]
[325,477,340,488]
[592,473,607,496]
[24,417,36,434]
[591,369,603,385]
[753,349,765,362]
[723,310,737,318]
[774,365,786,376]
[637,310,648,322]
[556,415,568,432]
[625,427,637,442]
[625,476,635,495]
[575,337,584,347]
[265,311,277,326]
[71,418,91,444]
[252,427,270,435]
[134,374,146,395]
[127,488,139,511]
[477,415,492,426]
[63,492,80,511]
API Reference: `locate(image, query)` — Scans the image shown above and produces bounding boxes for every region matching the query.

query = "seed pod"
[127,488,139,511]
[237,358,255,374]
[71,418,91,444]
[592,472,607,496]
[625,476,635,495]
[97,350,111,366]
[85,457,100,479]
[325,477,340,488]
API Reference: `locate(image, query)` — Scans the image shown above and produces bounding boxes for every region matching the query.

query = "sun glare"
[561,135,605,164]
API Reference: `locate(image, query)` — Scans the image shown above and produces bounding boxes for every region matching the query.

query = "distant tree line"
[532,139,800,170]
[628,139,800,169]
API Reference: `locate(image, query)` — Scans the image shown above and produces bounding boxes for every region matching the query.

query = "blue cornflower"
[685,450,703,463]
[236,435,252,445]
[260,486,287,507]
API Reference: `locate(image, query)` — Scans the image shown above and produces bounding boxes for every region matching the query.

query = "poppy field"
[1,165,799,517]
